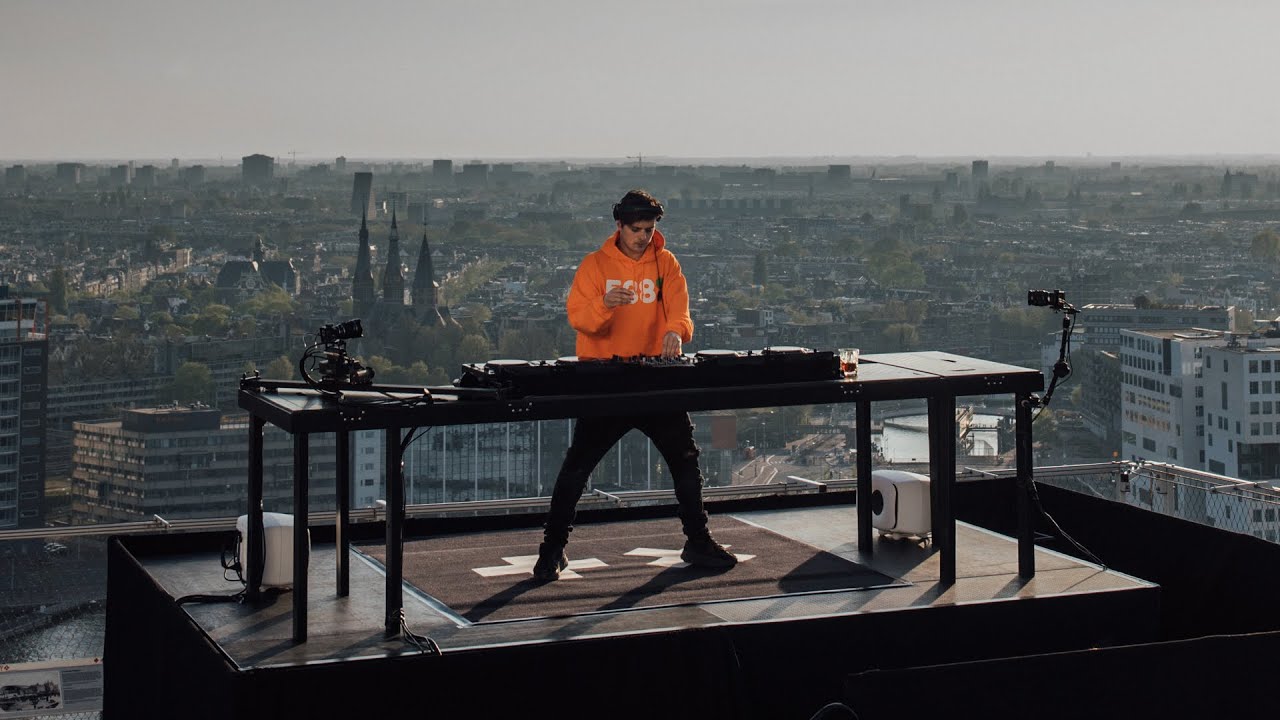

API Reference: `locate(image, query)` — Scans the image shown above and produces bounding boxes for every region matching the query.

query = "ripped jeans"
[542,412,709,546]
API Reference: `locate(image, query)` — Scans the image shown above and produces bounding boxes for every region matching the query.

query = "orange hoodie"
[566,228,694,359]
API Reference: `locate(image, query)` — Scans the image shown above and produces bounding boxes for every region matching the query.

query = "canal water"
[876,413,1002,463]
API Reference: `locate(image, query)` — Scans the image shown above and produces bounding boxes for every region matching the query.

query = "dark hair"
[612,189,664,224]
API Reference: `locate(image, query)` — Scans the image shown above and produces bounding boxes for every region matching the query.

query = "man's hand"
[661,331,682,359]
[603,286,636,308]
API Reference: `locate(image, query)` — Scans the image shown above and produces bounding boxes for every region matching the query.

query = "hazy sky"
[3,0,1278,162]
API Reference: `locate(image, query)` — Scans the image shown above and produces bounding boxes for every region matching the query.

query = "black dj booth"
[235,350,1045,644]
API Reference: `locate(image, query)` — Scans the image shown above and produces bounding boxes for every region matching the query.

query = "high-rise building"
[241,154,275,187]
[0,288,48,529]
[432,159,453,182]
[335,156,347,174]
[183,165,206,185]
[4,165,25,186]
[350,172,375,218]
[971,160,989,180]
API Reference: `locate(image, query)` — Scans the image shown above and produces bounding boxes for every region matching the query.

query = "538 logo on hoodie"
[605,278,658,304]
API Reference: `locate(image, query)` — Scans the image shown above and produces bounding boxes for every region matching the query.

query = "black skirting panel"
[105,527,1159,720]
[844,630,1280,719]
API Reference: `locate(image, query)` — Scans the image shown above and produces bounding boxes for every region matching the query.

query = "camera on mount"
[1027,289,1067,310]
[317,319,364,345]
[305,318,375,391]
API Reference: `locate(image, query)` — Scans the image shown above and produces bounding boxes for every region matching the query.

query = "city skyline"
[4,0,1280,161]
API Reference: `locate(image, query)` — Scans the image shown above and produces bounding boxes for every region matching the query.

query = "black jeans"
[543,412,709,546]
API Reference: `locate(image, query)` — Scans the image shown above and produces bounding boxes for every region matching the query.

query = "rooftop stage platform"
[110,349,1280,718]
[106,490,1162,719]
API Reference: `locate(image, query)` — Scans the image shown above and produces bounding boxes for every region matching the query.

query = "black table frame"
[238,352,1043,643]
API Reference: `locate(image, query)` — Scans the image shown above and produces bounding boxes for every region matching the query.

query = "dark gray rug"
[361,516,901,623]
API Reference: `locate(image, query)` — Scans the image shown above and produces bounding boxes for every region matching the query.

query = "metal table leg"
[1016,393,1036,578]
[292,433,310,643]
[856,400,873,555]
[336,430,351,597]
[385,427,405,637]
[246,415,265,601]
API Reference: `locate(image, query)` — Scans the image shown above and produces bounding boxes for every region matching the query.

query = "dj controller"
[457,347,846,398]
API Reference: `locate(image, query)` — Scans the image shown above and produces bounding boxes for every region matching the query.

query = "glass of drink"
[839,348,860,376]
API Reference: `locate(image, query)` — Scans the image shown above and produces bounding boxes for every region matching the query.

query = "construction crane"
[627,154,645,173]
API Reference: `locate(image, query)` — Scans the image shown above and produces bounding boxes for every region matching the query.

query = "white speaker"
[236,512,310,588]
[870,470,932,537]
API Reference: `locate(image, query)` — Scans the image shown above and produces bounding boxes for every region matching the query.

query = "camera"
[1027,289,1067,309]
[316,319,364,345]
[303,318,374,391]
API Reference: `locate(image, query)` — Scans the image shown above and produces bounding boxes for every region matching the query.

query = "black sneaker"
[681,535,738,568]
[532,542,568,581]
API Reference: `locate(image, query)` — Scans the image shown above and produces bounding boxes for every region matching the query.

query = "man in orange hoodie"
[533,189,739,581]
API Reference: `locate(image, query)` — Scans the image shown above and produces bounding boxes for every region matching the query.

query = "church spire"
[382,206,405,304]
[352,209,376,314]
[412,224,446,326]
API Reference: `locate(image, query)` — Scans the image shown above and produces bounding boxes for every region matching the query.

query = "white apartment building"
[1203,336,1280,481]
[1119,329,1223,468]
[1120,329,1280,538]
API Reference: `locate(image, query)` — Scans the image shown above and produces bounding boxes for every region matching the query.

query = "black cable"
[398,613,441,655]
[176,591,247,605]
[1027,476,1106,569]
[400,426,433,454]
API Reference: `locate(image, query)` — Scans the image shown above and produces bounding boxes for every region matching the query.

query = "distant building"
[827,165,852,183]
[55,163,84,186]
[971,160,989,180]
[0,289,48,529]
[432,159,453,181]
[4,165,26,186]
[215,237,300,303]
[460,163,488,189]
[109,165,130,186]
[241,154,275,187]
[335,156,347,174]
[1079,304,1235,351]
[350,172,375,218]
[134,165,157,189]
[70,406,337,523]
[183,165,206,185]
[1079,304,1236,447]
